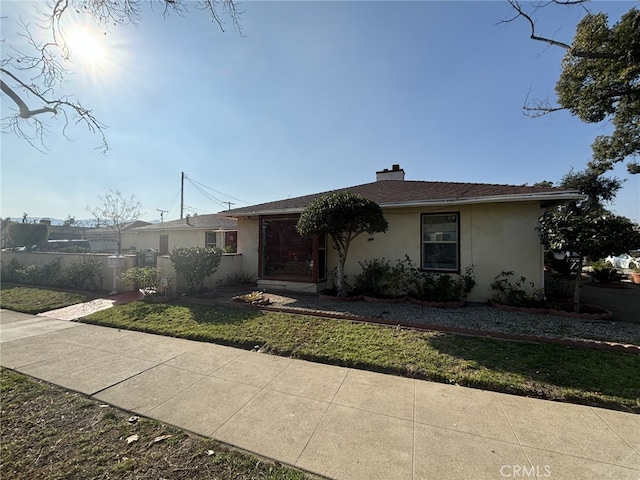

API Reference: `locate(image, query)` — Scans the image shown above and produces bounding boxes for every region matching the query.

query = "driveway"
[580,279,639,323]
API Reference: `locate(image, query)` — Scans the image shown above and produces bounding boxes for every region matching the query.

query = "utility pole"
[180,171,185,219]
[156,209,168,223]
[225,201,235,210]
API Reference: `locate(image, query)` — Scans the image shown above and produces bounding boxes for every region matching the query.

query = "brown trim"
[420,212,460,274]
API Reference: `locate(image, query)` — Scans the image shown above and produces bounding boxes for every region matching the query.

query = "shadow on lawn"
[117,301,265,326]
[426,334,640,409]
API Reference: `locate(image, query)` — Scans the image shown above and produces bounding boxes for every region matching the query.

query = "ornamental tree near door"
[296,192,388,297]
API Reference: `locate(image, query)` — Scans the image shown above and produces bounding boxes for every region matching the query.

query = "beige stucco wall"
[236,217,260,279]
[237,202,545,302]
[1,251,137,292]
[131,229,227,252]
[2,250,245,295]
[334,202,544,302]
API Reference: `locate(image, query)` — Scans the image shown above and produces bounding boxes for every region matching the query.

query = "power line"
[186,176,248,205]
[186,178,228,209]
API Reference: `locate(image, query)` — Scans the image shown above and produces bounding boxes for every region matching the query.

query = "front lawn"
[0,369,309,480]
[0,284,97,314]
[82,301,640,413]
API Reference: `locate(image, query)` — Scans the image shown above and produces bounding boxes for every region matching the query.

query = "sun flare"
[64,26,109,69]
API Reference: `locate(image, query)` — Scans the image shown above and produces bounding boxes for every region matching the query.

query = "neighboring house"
[130,214,238,255]
[223,164,583,301]
[0,219,87,248]
[47,224,88,241]
[82,221,152,253]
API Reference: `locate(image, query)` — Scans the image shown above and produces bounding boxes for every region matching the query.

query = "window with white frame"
[421,213,459,271]
[205,232,217,248]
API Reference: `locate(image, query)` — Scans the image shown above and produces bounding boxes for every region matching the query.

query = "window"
[205,232,217,248]
[421,213,459,271]
[224,231,237,252]
[259,216,326,281]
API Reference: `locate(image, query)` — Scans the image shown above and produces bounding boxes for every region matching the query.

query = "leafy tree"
[6,222,48,249]
[170,246,223,294]
[296,192,388,297]
[1,0,241,152]
[506,2,640,174]
[539,169,640,312]
[87,189,142,254]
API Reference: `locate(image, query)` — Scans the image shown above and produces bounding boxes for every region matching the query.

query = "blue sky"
[1,1,638,223]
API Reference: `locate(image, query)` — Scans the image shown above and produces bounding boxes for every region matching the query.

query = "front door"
[159,235,169,255]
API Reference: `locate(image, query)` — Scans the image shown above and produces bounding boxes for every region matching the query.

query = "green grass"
[0,284,97,314]
[0,369,309,480]
[82,301,640,412]
[2,284,638,412]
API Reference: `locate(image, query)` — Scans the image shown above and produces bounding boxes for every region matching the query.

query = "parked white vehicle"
[605,254,640,269]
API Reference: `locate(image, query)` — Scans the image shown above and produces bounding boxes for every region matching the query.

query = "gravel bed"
[259,293,640,346]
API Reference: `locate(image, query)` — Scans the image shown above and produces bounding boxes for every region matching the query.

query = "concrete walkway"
[1,307,639,480]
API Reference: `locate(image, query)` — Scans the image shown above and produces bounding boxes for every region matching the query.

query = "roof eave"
[380,192,586,209]
[226,192,585,217]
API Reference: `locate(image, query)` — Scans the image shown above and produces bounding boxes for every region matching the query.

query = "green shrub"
[407,265,476,303]
[386,255,414,297]
[2,258,62,286]
[119,267,159,291]
[170,247,223,294]
[353,258,391,297]
[64,257,103,291]
[588,261,622,284]
[490,271,542,307]
[217,271,255,288]
[1,258,24,283]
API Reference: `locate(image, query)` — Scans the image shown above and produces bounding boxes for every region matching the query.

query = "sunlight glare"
[65,25,109,70]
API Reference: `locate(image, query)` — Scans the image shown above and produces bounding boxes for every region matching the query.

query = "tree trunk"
[337,254,347,297]
[573,256,584,313]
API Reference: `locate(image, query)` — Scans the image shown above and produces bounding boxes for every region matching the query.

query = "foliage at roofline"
[296,192,388,297]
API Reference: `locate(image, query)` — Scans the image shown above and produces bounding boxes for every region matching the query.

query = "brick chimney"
[376,164,405,181]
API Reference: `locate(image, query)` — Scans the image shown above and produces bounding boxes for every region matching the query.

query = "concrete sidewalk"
[1,308,639,480]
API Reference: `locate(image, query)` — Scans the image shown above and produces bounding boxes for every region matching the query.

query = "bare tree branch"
[1,0,242,154]
[502,0,621,60]
[0,79,56,118]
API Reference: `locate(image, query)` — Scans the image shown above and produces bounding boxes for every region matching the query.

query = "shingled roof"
[133,213,237,231]
[223,180,582,217]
